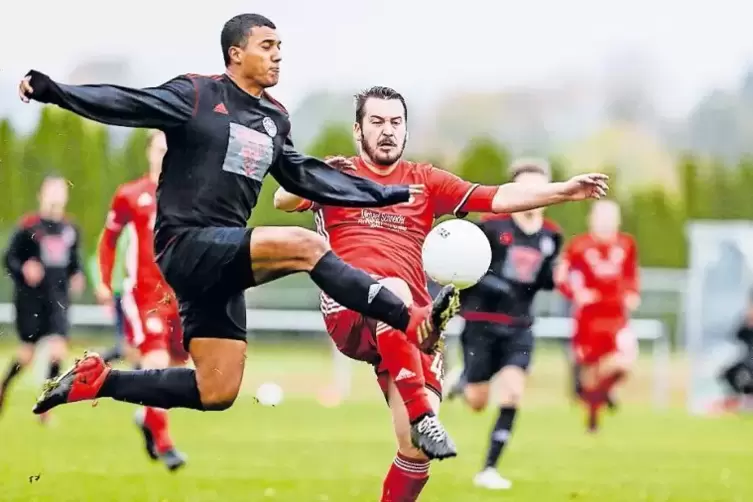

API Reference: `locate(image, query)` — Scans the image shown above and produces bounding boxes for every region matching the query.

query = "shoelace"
[417,415,446,442]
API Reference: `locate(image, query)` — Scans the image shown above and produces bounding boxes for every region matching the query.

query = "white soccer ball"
[422,219,492,290]
[256,382,284,407]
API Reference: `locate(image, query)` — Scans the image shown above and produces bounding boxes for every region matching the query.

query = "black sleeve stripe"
[453,183,480,218]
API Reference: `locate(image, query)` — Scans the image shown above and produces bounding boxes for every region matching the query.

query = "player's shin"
[309,251,410,331]
[381,452,430,502]
[377,326,433,422]
[0,359,24,412]
[484,407,517,469]
[48,360,61,380]
[1,359,23,393]
[99,367,204,410]
[143,407,173,453]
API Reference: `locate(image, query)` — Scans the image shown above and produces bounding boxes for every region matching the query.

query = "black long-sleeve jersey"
[24,70,411,253]
[460,214,563,328]
[4,213,82,304]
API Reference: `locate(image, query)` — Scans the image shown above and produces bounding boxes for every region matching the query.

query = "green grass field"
[0,336,750,502]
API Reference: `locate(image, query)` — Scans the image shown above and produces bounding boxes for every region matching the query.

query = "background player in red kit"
[96,130,189,470]
[556,200,640,432]
[274,86,609,501]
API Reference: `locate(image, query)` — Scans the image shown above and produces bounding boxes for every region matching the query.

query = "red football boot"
[406,284,460,352]
[32,353,111,415]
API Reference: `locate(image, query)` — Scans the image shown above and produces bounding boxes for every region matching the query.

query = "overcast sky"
[2,0,753,124]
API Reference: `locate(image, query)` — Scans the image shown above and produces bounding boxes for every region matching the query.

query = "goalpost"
[685,221,753,414]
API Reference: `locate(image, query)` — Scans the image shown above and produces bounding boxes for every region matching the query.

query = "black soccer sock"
[484,407,518,469]
[1,359,23,392]
[98,368,204,410]
[309,251,410,331]
[48,360,61,380]
[573,363,583,398]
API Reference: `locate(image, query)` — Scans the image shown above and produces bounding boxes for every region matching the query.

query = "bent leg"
[34,294,247,415]
[0,343,34,412]
[375,277,434,422]
[251,227,412,329]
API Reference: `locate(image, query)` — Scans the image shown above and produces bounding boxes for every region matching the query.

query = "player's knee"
[195,366,242,411]
[498,367,526,405]
[288,227,330,268]
[16,345,34,366]
[199,385,239,411]
[500,386,524,406]
[464,385,489,412]
[379,277,413,306]
[46,335,67,361]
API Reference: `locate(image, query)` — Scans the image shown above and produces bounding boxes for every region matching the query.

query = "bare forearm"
[491,182,569,213]
[273,187,305,212]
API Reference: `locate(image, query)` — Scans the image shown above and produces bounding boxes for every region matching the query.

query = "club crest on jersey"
[540,235,555,256]
[137,192,153,207]
[61,226,76,246]
[145,316,164,334]
[262,117,277,137]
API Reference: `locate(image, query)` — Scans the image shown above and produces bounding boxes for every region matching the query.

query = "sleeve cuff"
[454,185,497,217]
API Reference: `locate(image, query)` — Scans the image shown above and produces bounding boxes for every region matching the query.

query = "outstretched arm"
[21,70,195,129]
[270,144,411,208]
[98,191,130,291]
[429,168,608,217]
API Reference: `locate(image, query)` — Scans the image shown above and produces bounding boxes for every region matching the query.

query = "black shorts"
[14,296,69,344]
[157,227,255,350]
[461,321,534,384]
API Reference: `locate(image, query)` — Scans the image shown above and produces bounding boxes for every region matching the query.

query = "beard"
[361,137,406,166]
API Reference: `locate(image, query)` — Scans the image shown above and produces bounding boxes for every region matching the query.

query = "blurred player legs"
[1,175,84,424]
[575,325,638,432]
[556,200,640,432]
[122,287,189,471]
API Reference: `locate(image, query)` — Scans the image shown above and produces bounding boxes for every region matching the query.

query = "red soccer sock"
[581,387,603,431]
[143,407,173,454]
[597,369,626,397]
[381,452,430,502]
[376,324,433,422]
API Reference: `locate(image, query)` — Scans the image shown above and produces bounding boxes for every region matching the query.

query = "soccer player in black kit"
[447,159,563,490]
[20,14,462,457]
[0,175,86,422]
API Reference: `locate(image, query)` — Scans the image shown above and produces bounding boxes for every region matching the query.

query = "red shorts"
[572,317,628,366]
[322,300,443,400]
[121,288,189,363]
[573,333,617,365]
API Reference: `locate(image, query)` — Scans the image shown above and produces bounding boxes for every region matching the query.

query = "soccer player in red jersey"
[96,130,188,470]
[274,86,609,501]
[556,200,640,432]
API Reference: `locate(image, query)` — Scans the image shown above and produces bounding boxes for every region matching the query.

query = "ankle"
[409,410,435,425]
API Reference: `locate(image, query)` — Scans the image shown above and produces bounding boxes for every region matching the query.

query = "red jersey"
[295,157,497,306]
[99,175,169,301]
[557,232,639,324]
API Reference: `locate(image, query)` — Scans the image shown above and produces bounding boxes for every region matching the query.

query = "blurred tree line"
[2,110,752,269]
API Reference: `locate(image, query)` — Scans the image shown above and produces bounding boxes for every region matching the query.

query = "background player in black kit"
[21,14,463,454]
[0,175,85,422]
[446,159,563,490]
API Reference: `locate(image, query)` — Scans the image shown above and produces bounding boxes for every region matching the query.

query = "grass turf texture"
[0,336,750,502]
